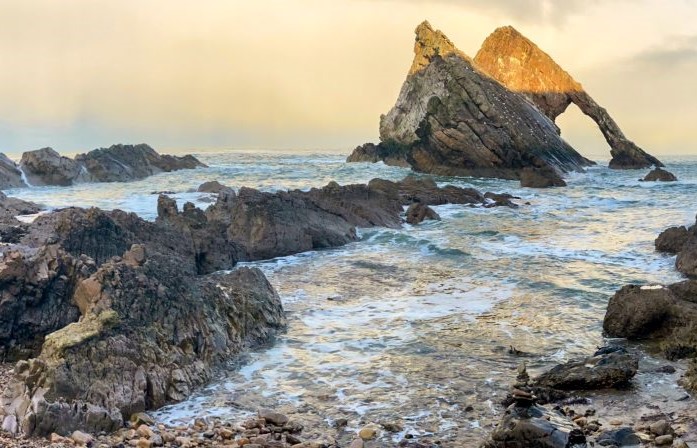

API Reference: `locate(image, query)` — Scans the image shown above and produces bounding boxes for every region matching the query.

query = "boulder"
[676,237,697,278]
[520,166,567,188]
[602,285,681,339]
[19,148,86,186]
[0,192,41,242]
[347,21,593,182]
[595,428,642,447]
[642,168,678,182]
[655,226,690,254]
[197,180,228,194]
[405,203,440,225]
[474,25,662,170]
[0,153,24,189]
[533,349,639,390]
[74,144,206,182]
[483,402,587,447]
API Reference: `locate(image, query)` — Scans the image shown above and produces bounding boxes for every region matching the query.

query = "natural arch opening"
[555,102,609,164]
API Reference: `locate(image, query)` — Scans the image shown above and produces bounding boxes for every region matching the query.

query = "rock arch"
[473,26,662,169]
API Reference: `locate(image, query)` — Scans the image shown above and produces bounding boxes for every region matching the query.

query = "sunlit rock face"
[351,21,594,184]
[474,26,663,170]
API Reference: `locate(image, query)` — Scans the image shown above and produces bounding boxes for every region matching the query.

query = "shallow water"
[6,152,697,445]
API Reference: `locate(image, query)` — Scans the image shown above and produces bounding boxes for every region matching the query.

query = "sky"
[0,0,696,157]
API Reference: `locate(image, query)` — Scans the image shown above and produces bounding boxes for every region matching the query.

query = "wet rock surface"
[533,348,639,390]
[642,168,678,182]
[474,25,662,171]
[519,166,567,188]
[0,153,25,189]
[405,203,440,225]
[16,144,205,186]
[348,21,593,184]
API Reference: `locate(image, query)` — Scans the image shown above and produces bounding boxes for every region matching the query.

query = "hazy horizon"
[1,0,696,157]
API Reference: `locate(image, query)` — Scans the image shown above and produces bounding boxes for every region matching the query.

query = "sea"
[5,150,697,445]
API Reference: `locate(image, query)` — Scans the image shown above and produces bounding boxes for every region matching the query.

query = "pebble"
[609,418,623,426]
[359,426,378,440]
[71,430,94,446]
[650,419,672,436]
[259,409,289,426]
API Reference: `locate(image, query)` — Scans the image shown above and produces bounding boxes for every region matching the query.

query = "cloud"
[374,0,620,23]
[629,35,697,68]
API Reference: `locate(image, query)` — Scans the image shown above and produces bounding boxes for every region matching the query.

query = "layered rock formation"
[15,144,205,187]
[0,205,285,436]
[0,154,24,189]
[474,26,662,170]
[348,21,594,185]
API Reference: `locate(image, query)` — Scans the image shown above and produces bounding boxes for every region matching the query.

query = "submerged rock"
[0,153,24,189]
[474,25,662,170]
[348,21,593,184]
[654,216,697,277]
[519,166,567,188]
[642,168,678,182]
[534,349,639,390]
[197,180,228,193]
[405,203,440,225]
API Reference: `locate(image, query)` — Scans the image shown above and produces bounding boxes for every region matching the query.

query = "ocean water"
[6,152,697,445]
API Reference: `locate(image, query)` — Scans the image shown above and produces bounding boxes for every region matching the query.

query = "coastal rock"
[642,168,678,182]
[197,180,228,194]
[676,237,697,278]
[1,258,285,436]
[0,246,92,361]
[655,226,690,254]
[369,176,486,206]
[0,153,24,189]
[74,144,206,183]
[519,166,567,188]
[405,203,440,225]
[595,428,642,447]
[20,148,86,186]
[206,181,402,261]
[484,403,587,447]
[603,281,697,374]
[16,144,205,187]
[0,192,42,242]
[348,21,593,183]
[533,349,639,390]
[474,25,662,170]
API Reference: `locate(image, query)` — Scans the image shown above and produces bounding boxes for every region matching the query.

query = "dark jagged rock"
[75,144,206,182]
[369,176,485,206]
[205,182,402,261]
[1,260,284,436]
[0,204,285,436]
[533,349,639,390]
[406,203,440,225]
[0,193,42,243]
[20,148,86,186]
[520,166,567,188]
[0,153,24,189]
[348,21,593,185]
[0,247,94,361]
[653,216,697,277]
[655,226,690,254]
[483,403,587,447]
[16,144,205,187]
[642,168,678,182]
[474,25,662,170]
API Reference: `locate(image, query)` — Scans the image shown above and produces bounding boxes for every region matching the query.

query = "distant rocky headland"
[0,144,205,189]
[348,22,664,187]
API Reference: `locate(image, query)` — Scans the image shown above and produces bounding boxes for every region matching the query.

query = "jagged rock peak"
[409,20,469,75]
[475,26,583,98]
[474,25,663,170]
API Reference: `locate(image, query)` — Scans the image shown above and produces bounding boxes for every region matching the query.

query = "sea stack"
[348,21,594,185]
[474,26,662,170]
